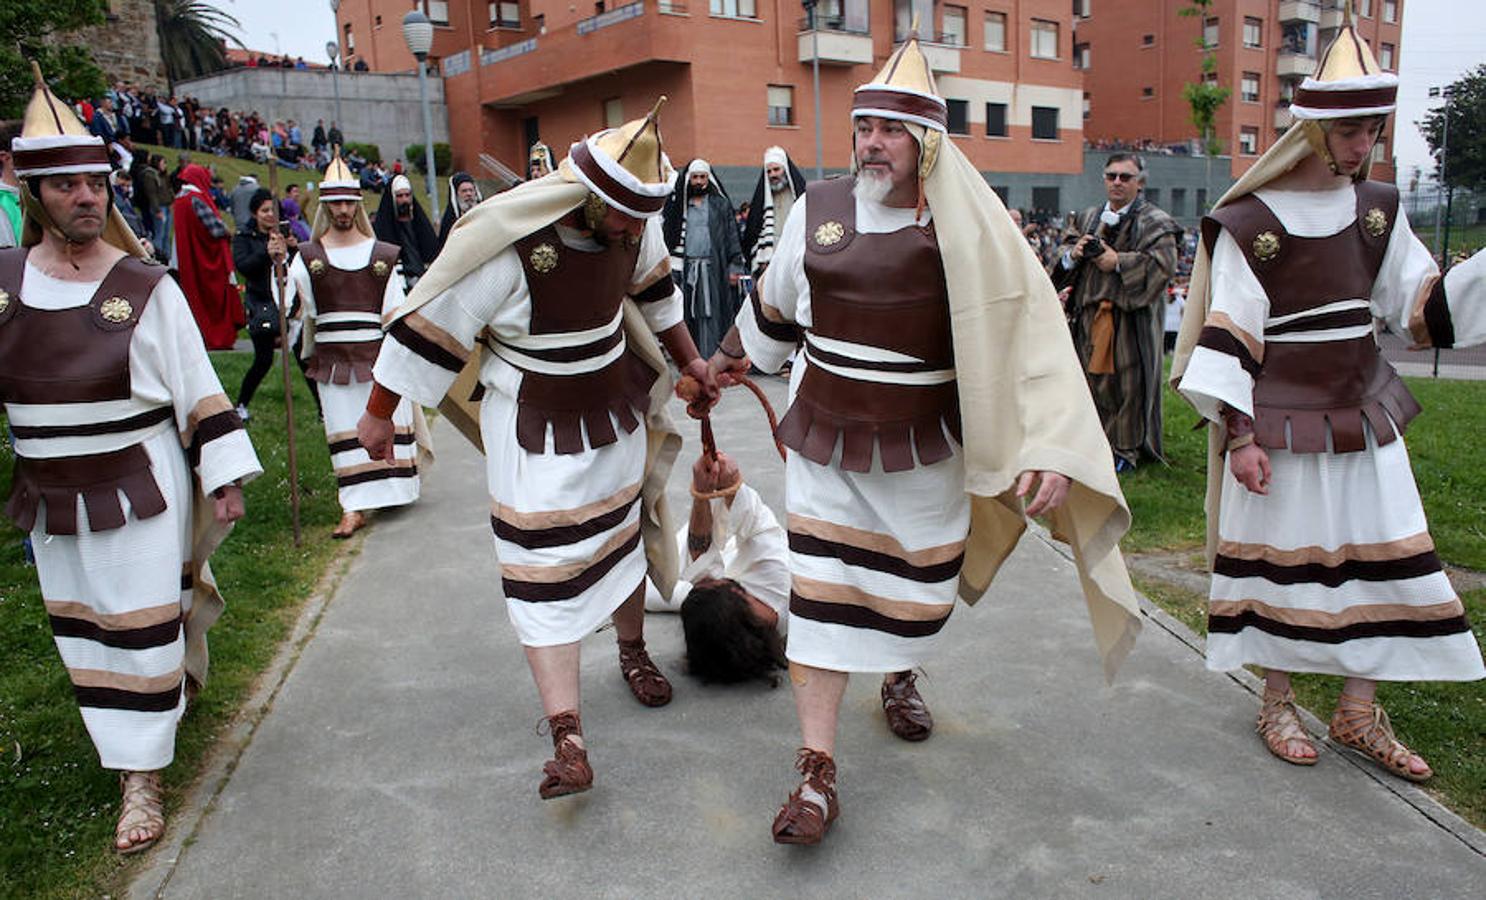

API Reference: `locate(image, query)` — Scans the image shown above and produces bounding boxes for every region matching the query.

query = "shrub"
[342,141,381,164]
[405,142,452,176]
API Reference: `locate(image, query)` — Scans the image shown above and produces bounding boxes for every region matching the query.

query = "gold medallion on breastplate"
[814,221,845,247]
[1363,207,1388,238]
[1252,231,1281,262]
[372,259,390,277]
[100,296,133,323]
[0,289,9,314]
[530,243,559,274]
[308,258,327,276]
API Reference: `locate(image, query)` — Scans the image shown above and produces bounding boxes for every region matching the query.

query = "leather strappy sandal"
[537,710,593,799]
[772,748,839,845]
[618,637,672,708]
[1329,693,1432,783]
[882,670,933,742]
[1256,685,1317,766]
[116,770,166,854]
[331,510,366,539]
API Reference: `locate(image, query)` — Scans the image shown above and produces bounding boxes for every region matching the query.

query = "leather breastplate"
[0,248,172,534]
[299,240,400,384]
[776,177,959,473]
[503,225,654,455]
[1203,182,1417,453]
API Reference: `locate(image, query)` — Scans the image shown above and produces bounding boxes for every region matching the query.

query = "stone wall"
[72,0,168,91]
[175,68,449,165]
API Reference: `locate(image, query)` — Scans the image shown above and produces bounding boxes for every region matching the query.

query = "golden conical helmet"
[319,146,362,199]
[852,27,948,133]
[1290,2,1397,120]
[561,97,675,218]
[13,62,112,178]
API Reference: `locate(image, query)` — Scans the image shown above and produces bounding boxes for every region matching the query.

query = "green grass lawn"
[130,143,444,232]
[0,351,345,899]
[1130,365,1486,827]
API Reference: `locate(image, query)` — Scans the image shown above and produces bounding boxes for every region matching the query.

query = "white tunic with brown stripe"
[372,217,683,645]
[11,265,262,770]
[1179,185,1484,681]
[279,239,420,512]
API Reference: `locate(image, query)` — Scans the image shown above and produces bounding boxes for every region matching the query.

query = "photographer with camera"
[233,189,298,421]
[1052,153,1181,471]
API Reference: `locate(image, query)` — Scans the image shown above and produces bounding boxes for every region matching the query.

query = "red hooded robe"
[172,163,243,350]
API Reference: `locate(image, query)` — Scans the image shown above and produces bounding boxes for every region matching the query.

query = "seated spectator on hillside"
[644,451,789,686]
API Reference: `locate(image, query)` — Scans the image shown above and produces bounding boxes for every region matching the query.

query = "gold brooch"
[100,296,133,323]
[0,289,10,314]
[1252,231,1281,262]
[1363,207,1388,238]
[308,259,327,276]
[529,243,559,274]
[372,259,390,277]
[814,221,845,247]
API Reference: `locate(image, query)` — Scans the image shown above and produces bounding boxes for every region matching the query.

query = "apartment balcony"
[1276,50,1317,79]
[797,17,873,66]
[1278,1,1320,25]
[1275,104,1294,129]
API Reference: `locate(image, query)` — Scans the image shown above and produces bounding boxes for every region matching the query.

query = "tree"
[0,1,109,118]
[1419,64,1486,193]
[154,0,243,90]
[1179,0,1232,157]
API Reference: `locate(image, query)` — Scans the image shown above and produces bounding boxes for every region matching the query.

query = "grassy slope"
[0,352,344,899]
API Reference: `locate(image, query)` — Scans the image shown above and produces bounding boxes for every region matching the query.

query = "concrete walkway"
[132,377,1484,899]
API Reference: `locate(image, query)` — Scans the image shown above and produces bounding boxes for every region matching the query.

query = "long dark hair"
[680,580,786,687]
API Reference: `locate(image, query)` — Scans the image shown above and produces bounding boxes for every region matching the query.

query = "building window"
[991,185,1010,205]
[1170,188,1186,216]
[1031,106,1059,140]
[1202,71,1219,86]
[1031,19,1058,59]
[1360,0,1372,17]
[1239,127,1259,155]
[343,23,355,53]
[422,0,449,25]
[1241,72,1260,103]
[985,102,1008,137]
[489,1,519,28]
[1031,186,1060,214]
[1372,140,1387,164]
[1145,188,1161,206]
[1072,0,1090,17]
[767,85,794,126]
[1142,86,1154,99]
[894,0,934,41]
[1203,17,1219,49]
[711,0,758,18]
[603,98,624,128]
[1384,0,1397,23]
[1142,33,1155,47]
[1073,43,1090,69]
[1196,188,1208,213]
[942,5,966,46]
[1379,42,1394,70]
[984,12,1007,51]
[1243,17,1262,48]
[1082,92,1090,120]
[946,99,969,135]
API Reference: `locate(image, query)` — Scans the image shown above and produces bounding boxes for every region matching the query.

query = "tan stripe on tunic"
[1208,597,1465,629]
[335,457,417,477]
[500,522,641,582]
[792,575,954,622]
[788,514,965,568]
[493,480,641,531]
[1217,532,1435,567]
[44,600,180,631]
[403,312,471,364]
[67,666,184,694]
[327,425,415,443]
[1205,311,1264,363]
[629,257,671,294]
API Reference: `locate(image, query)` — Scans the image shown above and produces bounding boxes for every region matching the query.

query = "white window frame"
[422,0,450,25]
[711,0,758,18]
[984,11,1007,52]
[1383,0,1397,23]
[1031,19,1058,60]
[489,1,520,28]
[1241,72,1260,103]
[1203,16,1219,49]
[1239,127,1259,156]
[942,5,967,47]
[1379,42,1394,70]
[767,85,794,127]
[1243,17,1262,49]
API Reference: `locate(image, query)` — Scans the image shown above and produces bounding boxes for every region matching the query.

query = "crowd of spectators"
[1084,138,1196,157]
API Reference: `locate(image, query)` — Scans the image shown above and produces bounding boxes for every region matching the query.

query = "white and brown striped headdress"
[560,97,674,219]
[1289,4,1397,121]
[852,32,949,135]
[318,147,362,200]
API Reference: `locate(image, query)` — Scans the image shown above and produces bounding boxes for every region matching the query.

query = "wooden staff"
[267,159,303,546]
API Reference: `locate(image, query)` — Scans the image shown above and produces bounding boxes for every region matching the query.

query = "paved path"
[133,377,1484,899]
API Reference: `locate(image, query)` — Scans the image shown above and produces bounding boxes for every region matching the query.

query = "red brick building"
[333,0,1087,185]
[1075,0,1401,180]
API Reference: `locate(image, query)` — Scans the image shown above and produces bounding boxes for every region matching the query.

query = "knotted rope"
[677,372,786,499]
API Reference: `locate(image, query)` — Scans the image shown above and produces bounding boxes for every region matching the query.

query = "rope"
[678,372,786,462]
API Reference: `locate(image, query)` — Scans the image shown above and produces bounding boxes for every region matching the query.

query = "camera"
[276,221,292,237]
[1080,236,1107,261]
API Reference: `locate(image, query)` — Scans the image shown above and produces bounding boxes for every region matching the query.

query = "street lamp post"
[328,1,344,133]
[802,0,824,180]
[403,10,441,217]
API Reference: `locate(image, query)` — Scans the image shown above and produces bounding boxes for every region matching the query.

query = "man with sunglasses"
[1055,153,1181,472]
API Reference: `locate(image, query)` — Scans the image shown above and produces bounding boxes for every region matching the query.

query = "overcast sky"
[205,0,1481,181]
